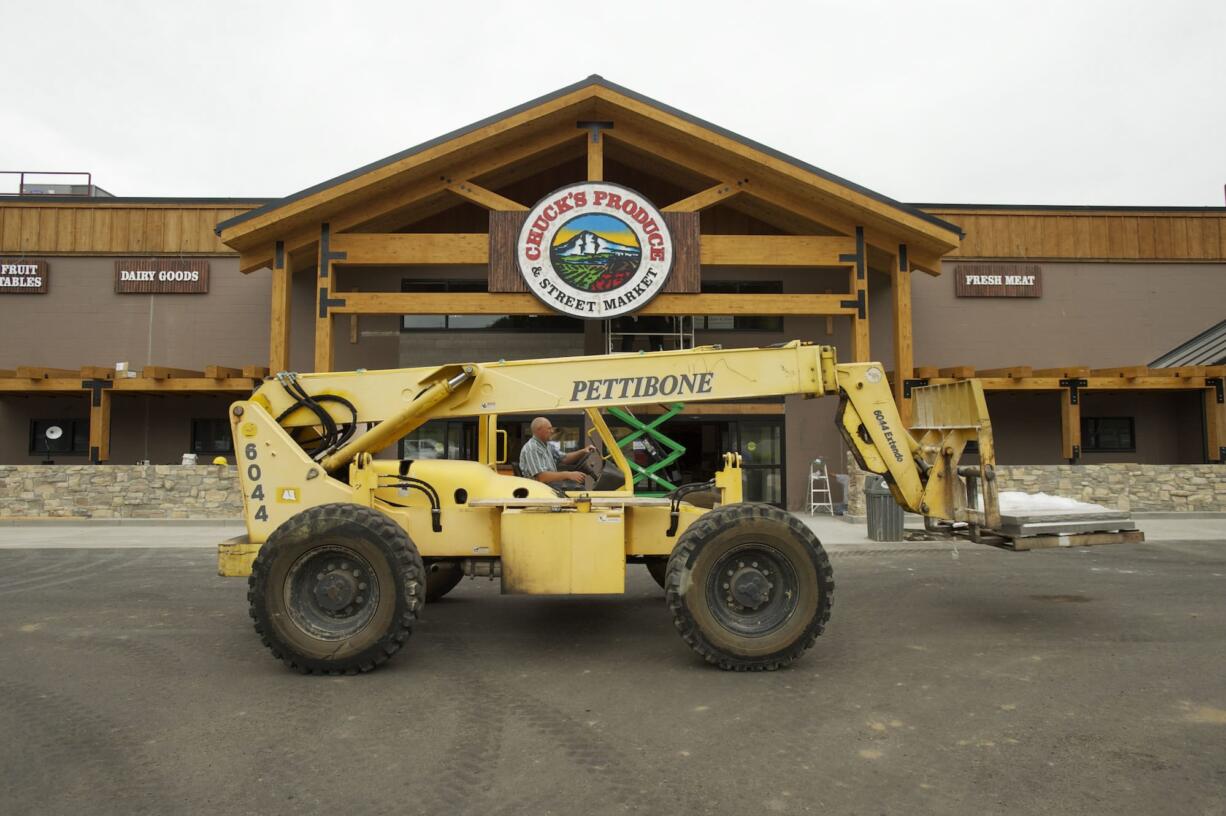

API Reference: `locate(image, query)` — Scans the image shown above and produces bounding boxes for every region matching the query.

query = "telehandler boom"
[219,341,1001,673]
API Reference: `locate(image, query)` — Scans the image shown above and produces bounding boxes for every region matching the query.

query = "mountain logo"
[549,214,642,293]
[516,183,673,319]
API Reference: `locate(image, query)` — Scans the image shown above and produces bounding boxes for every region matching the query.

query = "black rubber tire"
[424,560,464,602]
[645,558,668,589]
[665,502,834,671]
[248,503,425,675]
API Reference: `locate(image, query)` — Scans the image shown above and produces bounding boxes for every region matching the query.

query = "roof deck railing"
[0,170,113,198]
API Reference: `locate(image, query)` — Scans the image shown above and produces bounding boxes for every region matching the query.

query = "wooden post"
[88,388,112,464]
[1060,388,1081,463]
[1205,380,1225,463]
[269,241,293,373]
[315,224,336,373]
[587,128,603,181]
[849,227,869,362]
[889,244,914,426]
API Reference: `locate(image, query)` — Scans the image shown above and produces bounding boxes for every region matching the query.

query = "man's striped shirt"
[519,436,562,479]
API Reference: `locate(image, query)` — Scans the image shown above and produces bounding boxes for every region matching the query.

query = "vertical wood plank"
[1,208,21,250]
[164,209,183,252]
[1024,215,1043,257]
[488,211,529,292]
[1136,216,1156,257]
[145,209,165,252]
[890,247,914,426]
[661,211,700,293]
[1206,387,1226,463]
[1185,217,1205,259]
[1201,217,1220,261]
[269,243,293,373]
[315,235,334,373]
[587,131,603,181]
[1170,217,1189,258]
[1060,389,1080,463]
[20,207,40,250]
[1120,216,1140,259]
[1074,217,1091,257]
[38,209,57,251]
[1055,215,1076,257]
[1088,216,1109,257]
[1106,216,1125,258]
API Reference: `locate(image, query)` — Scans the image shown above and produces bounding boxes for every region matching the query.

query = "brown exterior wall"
[914,261,1226,370]
[0,255,268,371]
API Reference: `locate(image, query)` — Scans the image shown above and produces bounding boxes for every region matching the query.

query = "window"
[1082,417,1135,452]
[693,280,784,332]
[192,418,235,455]
[29,418,88,456]
[400,279,583,332]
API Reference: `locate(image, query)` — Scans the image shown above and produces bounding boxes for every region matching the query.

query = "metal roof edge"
[3,195,275,205]
[915,202,1226,213]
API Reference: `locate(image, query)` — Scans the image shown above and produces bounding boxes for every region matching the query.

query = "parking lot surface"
[1,533,1224,815]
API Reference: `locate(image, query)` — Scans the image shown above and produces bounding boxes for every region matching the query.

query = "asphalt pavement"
[0,521,1224,815]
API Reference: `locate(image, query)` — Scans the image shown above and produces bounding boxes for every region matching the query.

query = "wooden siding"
[927,209,1226,262]
[0,203,256,255]
[3,201,1224,264]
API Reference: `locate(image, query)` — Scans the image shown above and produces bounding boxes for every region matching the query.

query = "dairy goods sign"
[954,263,1042,298]
[115,259,209,294]
[0,259,49,293]
[516,183,673,319]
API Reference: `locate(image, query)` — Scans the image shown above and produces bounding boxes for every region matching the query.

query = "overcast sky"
[3,0,1224,205]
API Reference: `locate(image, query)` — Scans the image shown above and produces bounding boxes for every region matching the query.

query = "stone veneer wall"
[0,465,242,519]
[844,454,1226,517]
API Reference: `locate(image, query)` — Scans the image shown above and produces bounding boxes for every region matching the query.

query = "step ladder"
[809,458,834,516]
[605,315,695,355]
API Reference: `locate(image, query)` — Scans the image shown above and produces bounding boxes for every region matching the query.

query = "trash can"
[864,476,904,542]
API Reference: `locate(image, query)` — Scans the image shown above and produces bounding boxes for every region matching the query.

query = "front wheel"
[665,503,834,671]
[248,503,425,674]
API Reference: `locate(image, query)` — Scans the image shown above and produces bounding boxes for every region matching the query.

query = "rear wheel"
[645,558,668,589]
[665,503,834,671]
[248,503,425,674]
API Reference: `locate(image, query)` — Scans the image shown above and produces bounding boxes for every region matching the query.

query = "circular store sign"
[516,183,673,319]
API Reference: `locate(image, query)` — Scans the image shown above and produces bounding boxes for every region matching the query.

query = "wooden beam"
[78,366,115,380]
[1155,366,1207,378]
[242,365,270,379]
[88,388,111,464]
[16,367,79,379]
[663,181,744,213]
[142,367,205,379]
[0,369,14,378]
[0,378,84,393]
[111,378,259,393]
[698,235,857,266]
[975,366,1034,379]
[1033,366,1091,377]
[889,248,914,426]
[914,367,940,379]
[329,233,488,265]
[1090,366,1148,379]
[204,365,243,379]
[849,248,869,363]
[1060,388,1081,462]
[269,240,292,374]
[937,366,976,378]
[587,128,603,181]
[445,179,527,211]
[332,292,858,317]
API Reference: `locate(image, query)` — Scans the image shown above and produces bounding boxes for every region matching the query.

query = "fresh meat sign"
[516,183,674,319]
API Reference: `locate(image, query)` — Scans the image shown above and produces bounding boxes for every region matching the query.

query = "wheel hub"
[314,571,357,612]
[729,567,772,610]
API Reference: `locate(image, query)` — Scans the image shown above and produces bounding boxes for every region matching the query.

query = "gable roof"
[217,75,960,240]
[1151,319,1226,367]
[216,76,962,271]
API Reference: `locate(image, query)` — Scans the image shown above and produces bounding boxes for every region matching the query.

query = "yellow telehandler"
[216,341,1036,673]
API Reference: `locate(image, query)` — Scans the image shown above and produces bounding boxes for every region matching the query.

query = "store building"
[2,76,1224,510]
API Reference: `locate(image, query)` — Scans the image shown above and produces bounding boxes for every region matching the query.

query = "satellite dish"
[45,425,63,441]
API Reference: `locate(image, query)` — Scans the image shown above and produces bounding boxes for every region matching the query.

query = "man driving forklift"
[518,416,599,490]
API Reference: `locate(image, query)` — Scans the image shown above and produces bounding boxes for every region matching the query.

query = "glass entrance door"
[733,419,784,505]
